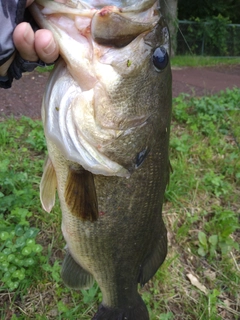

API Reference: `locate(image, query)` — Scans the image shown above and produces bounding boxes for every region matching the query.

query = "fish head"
[87,2,171,172]
[31,0,172,176]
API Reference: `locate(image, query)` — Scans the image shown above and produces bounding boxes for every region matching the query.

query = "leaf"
[187,273,208,295]
[15,225,25,237]
[0,159,10,172]
[209,235,218,246]
[25,228,39,239]
[198,247,207,257]
[198,231,208,247]
[57,301,69,313]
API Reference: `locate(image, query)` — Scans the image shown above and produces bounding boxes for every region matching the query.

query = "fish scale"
[30,0,172,319]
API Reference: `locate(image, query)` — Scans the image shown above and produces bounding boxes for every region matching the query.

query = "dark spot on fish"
[127,60,132,67]
[152,46,169,72]
[135,147,150,169]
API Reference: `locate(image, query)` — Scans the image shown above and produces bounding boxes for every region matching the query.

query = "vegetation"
[178,0,240,24]
[36,65,54,73]
[0,88,239,319]
[176,0,240,56]
[177,16,240,56]
[171,55,240,67]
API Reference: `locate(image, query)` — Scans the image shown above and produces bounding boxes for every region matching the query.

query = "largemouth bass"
[30,0,172,319]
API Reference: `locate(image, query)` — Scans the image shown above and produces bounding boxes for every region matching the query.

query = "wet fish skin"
[30,1,172,319]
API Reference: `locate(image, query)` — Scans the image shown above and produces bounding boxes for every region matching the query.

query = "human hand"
[13,0,59,64]
[0,0,59,78]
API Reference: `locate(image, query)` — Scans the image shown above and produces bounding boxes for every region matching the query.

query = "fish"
[30,0,172,319]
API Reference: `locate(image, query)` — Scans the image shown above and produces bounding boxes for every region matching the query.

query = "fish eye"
[152,46,169,72]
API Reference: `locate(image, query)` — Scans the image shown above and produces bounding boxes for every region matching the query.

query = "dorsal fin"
[64,167,98,222]
[40,156,57,213]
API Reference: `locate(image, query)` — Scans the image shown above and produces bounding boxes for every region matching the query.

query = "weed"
[203,171,231,197]
[36,65,54,73]
[0,224,43,291]
[158,313,174,320]
[0,118,47,293]
[197,207,239,258]
[81,282,101,305]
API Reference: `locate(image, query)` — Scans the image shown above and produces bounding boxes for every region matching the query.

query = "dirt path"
[172,64,240,97]
[0,64,240,119]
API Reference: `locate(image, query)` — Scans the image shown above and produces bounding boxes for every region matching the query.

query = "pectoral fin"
[64,167,98,222]
[40,156,57,213]
[61,251,94,290]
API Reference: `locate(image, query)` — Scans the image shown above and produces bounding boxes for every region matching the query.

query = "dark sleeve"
[0,0,27,88]
[0,0,26,65]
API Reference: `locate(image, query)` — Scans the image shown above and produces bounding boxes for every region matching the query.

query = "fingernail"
[43,38,56,55]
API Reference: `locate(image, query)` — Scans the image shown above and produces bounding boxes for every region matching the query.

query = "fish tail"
[92,294,149,320]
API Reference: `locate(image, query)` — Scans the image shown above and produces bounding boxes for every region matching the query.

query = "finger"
[34,29,59,64]
[13,22,38,61]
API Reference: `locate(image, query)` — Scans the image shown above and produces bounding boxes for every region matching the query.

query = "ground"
[0,66,239,319]
[0,64,240,119]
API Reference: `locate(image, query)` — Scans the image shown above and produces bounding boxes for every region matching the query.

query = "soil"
[172,64,240,97]
[0,64,240,119]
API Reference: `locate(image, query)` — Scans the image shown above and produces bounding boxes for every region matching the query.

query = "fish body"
[30,1,172,319]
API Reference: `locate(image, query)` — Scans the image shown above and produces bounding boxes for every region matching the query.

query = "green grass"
[36,65,54,73]
[171,55,240,67]
[0,88,239,319]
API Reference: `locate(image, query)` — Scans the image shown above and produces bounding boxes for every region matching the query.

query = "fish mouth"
[35,0,159,47]
[90,4,159,47]
[33,0,160,89]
